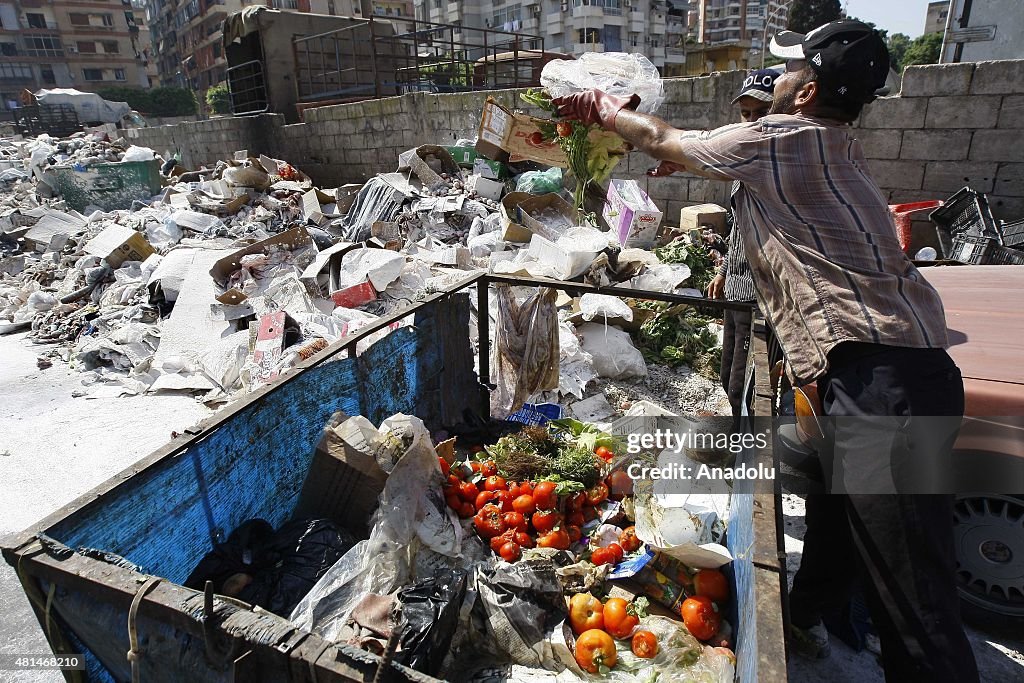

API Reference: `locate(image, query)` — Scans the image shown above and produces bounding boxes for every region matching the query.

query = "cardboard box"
[470,175,505,201]
[84,224,155,268]
[603,179,664,249]
[680,203,728,234]
[293,411,389,538]
[444,146,478,167]
[209,225,315,305]
[473,157,510,180]
[249,311,288,386]
[477,98,567,168]
[501,192,576,243]
[331,280,377,309]
[528,232,604,280]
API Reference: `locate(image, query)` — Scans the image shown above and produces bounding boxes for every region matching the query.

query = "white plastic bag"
[121,145,156,162]
[580,293,633,322]
[578,322,647,380]
[541,52,665,114]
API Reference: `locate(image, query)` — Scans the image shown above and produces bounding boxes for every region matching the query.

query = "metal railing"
[226,59,269,116]
[291,17,545,105]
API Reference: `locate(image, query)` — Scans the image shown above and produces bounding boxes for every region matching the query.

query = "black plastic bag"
[393,568,468,676]
[185,518,355,617]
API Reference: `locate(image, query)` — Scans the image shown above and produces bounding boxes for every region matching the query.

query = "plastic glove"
[552,89,641,132]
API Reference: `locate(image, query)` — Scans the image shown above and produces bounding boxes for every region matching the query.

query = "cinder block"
[923,161,997,194]
[900,130,972,161]
[999,95,1024,129]
[971,60,1024,95]
[627,151,659,175]
[970,130,1024,162]
[664,103,717,130]
[859,96,927,129]
[854,129,903,159]
[866,160,926,190]
[988,196,1024,221]
[994,163,1024,197]
[692,77,716,103]
[925,96,1001,129]
[664,78,693,104]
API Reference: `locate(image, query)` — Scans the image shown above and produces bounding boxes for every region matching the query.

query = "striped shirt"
[718,182,758,303]
[677,113,949,384]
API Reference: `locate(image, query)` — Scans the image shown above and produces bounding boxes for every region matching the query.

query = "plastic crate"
[949,233,998,265]
[1000,218,1024,249]
[990,245,1024,266]
[929,187,1000,257]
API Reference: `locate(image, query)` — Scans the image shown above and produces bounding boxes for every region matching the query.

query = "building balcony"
[573,42,604,54]
[447,1,459,14]
[546,12,564,33]
[647,46,665,59]
[522,16,539,32]
[629,11,644,32]
[19,20,60,30]
[572,5,603,20]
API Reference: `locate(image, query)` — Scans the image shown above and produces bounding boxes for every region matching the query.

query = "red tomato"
[490,529,515,552]
[470,461,482,473]
[574,629,617,673]
[533,481,558,510]
[458,502,475,518]
[475,490,498,510]
[447,473,462,488]
[607,470,633,499]
[556,121,573,138]
[445,493,461,510]
[480,460,498,477]
[514,531,535,548]
[493,490,514,513]
[582,507,599,522]
[438,457,450,476]
[619,526,642,552]
[518,481,535,497]
[595,446,614,462]
[607,543,624,563]
[499,542,522,562]
[473,504,506,539]
[591,547,616,566]
[567,525,583,543]
[586,483,609,507]
[567,492,585,513]
[458,481,479,502]
[568,593,605,635]
[603,597,639,639]
[537,528,570,550]
[681,596,721,641]
[694,569,730,603]
[567,511,585,528]
[512,495,537,516]
[503,511,528,532]
[631,631,659,658]
[531,509,560,534]
[508,481,522,498]
[483,475,507,492]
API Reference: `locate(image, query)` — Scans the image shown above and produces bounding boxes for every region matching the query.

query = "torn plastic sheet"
[491,285,560,418]
[336,176,410,243]
[556,322,596,400]
[289,414,462,642]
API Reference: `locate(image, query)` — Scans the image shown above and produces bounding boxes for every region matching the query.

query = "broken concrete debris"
[1,105,730,414]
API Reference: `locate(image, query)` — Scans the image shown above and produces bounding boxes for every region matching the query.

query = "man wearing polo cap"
[554,20,978,681]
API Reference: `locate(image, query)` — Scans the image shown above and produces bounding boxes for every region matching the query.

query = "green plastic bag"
[515,167,563,194]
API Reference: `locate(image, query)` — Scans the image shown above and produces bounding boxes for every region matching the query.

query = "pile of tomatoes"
[680,568,730,642]
[569,594,658,673]
[441,454,631,564]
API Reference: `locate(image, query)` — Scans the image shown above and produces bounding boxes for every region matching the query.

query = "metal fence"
[292,17,546,105]
[226,59,270,116]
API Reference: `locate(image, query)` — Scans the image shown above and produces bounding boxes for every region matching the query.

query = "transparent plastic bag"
[491,285,561,418]
[579,293,633,322]
[541,53,665,115]
[516,168,564,195]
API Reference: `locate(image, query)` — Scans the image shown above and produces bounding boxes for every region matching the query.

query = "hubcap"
[953,495,1024,617]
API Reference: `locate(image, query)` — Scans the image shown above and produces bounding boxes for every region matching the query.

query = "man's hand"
[707,274,726,300]
[552,89,641,132]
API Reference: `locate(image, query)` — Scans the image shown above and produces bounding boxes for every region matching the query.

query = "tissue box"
[603,179,663,249]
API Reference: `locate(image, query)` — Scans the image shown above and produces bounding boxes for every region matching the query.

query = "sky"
[841,0,938,38]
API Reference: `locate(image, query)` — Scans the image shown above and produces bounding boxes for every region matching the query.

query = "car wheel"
[953,494,1024,622]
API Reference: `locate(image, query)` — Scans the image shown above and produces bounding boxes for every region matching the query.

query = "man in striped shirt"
[556,19,978,682]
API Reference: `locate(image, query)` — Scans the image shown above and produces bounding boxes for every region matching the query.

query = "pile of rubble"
[0,99,730,415]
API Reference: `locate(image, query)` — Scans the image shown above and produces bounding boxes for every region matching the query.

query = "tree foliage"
[206,84,231,115]
[786,0,842,34]
[97,86,197,117]
[887,33,912,71]
[903,32,943,67]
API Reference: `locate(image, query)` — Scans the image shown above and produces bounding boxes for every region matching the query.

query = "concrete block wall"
[122,61,1024,239]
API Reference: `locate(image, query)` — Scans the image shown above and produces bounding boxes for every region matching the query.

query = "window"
[41,66,55,85]
[0,43,15,57]
[0,63,34,81]
[102,13,114,26]
[83,68,104,81]
[102,40,119,53]
[77,41,97,53]
[25,13,48,29]
[25,35,63,57]
[492,3,522,28]
[114,68,125,81]
[69,13,90,26]
[578,27,600,43]
[270,0,298,9]
[327,0,335,15]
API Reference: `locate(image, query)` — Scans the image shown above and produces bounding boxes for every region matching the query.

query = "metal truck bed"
[2,274,786,682]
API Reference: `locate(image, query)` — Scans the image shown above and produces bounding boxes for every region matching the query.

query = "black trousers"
[720,307,753,429]
[788,344,979,682]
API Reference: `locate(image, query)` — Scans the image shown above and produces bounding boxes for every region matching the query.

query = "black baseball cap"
[769,19,890,103]
[732,69,778,105]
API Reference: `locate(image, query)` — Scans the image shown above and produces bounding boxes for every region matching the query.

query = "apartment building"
[0,0,155,111]
[925,1,948,36]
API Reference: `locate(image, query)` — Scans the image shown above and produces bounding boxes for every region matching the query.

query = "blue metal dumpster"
[1,274,786,683]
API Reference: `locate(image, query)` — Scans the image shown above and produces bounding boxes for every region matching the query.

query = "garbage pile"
[191,409,740,681]
[0,53,730,415]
